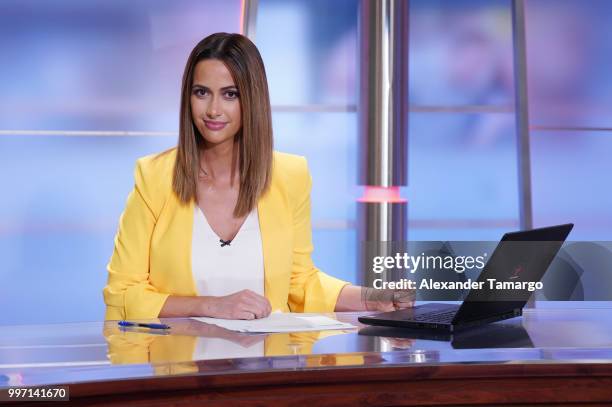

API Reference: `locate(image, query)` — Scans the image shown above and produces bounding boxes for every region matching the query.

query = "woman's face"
[190,59,242,146]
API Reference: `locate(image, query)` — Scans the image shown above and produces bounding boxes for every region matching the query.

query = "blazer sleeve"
[102,159,170,320]
[287,158,350,312]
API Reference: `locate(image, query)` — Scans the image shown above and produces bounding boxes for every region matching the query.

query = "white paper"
[191,313,355,333]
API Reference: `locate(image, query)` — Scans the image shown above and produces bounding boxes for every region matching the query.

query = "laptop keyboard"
[412,309,456,323]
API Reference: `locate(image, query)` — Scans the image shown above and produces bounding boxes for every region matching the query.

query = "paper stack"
[192,313,355,333]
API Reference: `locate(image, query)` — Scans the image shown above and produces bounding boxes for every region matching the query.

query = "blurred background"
[1,0,611,324]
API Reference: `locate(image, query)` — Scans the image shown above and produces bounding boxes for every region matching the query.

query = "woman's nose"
[206,97,221,118]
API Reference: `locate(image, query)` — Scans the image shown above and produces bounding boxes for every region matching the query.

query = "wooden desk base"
[64,363,612,406]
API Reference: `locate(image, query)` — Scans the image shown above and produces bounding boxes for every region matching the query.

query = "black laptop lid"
[452,223,574,324]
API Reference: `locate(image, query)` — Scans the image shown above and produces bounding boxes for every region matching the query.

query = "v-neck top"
[191,207,265,297]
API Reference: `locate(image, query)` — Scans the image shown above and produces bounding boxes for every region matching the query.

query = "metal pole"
[357,0,409,286]
[511,0,534,231]
[512,0,536,308]
[241,0,259,42]
[359,0,408,188]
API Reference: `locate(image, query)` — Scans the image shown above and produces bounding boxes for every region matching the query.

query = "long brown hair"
[172,32,273,217]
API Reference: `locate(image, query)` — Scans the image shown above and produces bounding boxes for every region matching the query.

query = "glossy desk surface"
[2,305,612,389]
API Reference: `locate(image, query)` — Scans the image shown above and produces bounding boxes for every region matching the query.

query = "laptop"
[358,223,573,333]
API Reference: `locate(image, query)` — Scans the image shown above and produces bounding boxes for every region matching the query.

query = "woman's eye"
[194,88,207,97]
[225,91,239,99]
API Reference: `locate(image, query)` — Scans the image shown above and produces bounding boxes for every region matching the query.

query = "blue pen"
[118,321,171,330]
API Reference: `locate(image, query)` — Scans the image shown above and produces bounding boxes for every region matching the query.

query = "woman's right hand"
[201,289,272,320]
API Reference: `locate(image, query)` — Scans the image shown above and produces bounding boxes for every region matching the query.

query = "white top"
[191,207,265,297]
[191,206,265,360]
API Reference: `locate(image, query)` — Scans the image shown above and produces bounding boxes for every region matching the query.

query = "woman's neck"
[199,139,239,186]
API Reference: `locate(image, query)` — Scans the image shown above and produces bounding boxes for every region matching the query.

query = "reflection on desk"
[2,306,612,405]
[358,322,534,349]
[103,317,361,374]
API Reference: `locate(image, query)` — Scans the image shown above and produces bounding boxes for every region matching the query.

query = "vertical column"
[357,0,409,287]
[512,0,535,308]
[241,0,259,41]
[511,0,533,231]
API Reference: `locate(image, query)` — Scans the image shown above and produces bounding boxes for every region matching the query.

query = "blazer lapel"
[257,184,292,312]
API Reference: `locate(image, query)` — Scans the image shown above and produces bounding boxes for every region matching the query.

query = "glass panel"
[409,0,514,107]
[531,130,612,240]
[257,0,358,106]
[0,135,177,325]
[272,112,358,222]
[405,112,519,240]
[526,0,612,128]
[312,229,356,284]
[0,0,242,132]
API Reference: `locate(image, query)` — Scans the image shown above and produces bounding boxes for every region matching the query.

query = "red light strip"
[358,186,407,203]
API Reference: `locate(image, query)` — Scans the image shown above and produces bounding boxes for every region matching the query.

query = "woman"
[103,33,413,321]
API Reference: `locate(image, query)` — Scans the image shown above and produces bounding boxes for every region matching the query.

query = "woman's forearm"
[159,295,207,318]
[334,285,367,311]
[158,290,272,319]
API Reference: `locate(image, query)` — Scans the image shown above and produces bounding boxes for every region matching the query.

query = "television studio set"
[2,0,612,405]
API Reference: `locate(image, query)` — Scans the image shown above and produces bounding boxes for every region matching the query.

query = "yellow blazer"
[103,148,349,320]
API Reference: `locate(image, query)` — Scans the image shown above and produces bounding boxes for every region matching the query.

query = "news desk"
[2,305,612,406]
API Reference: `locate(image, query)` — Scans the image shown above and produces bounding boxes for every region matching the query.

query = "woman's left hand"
[335,285,416,312]
[363,287,416,312]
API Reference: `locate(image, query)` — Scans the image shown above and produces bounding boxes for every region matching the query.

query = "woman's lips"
[204,120,227,131]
